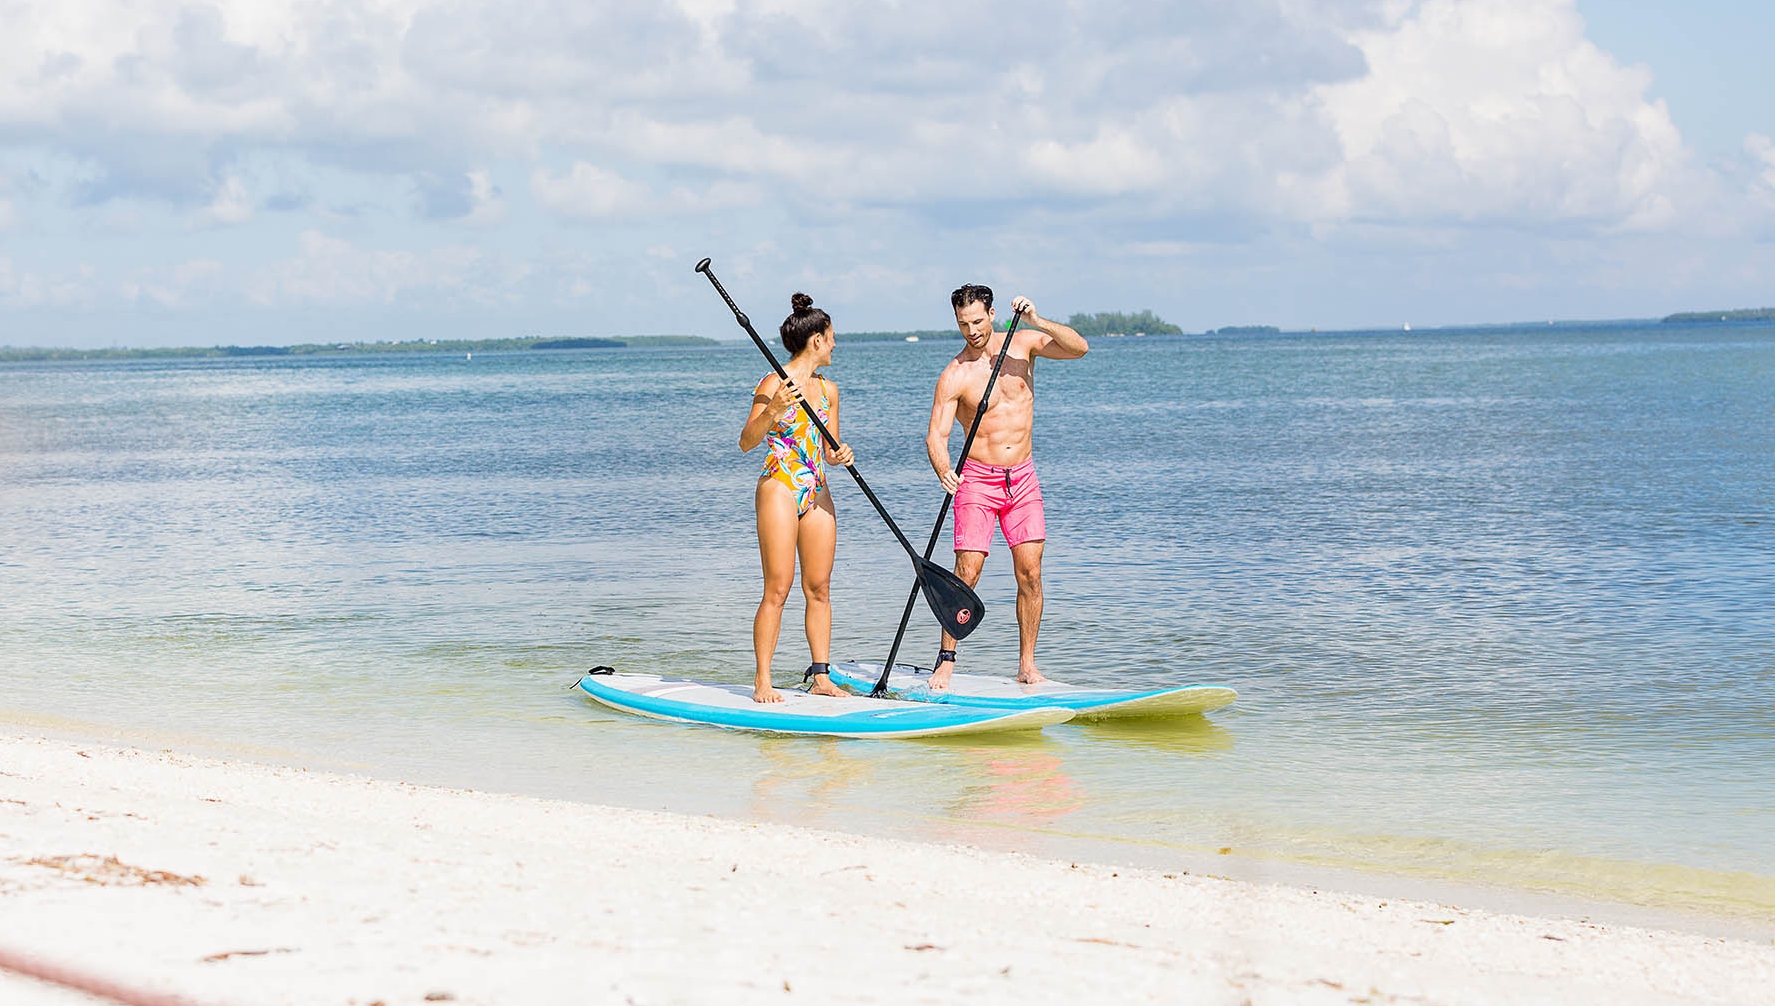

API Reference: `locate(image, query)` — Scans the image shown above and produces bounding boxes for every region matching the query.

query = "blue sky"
[2,0,1773,348]
[1579,1,1775,160]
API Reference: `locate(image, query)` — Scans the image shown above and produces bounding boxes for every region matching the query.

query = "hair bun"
[790,292,814,313]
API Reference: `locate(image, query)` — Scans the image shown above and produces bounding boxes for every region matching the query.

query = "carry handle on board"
[869,305,1023,696]
[695,257,985,643]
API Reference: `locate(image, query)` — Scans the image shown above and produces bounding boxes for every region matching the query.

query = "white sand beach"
[2,730,1771,1006]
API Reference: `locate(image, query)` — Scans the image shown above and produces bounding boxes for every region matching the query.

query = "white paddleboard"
[827,661,1237,721]
[578,672,1073,738]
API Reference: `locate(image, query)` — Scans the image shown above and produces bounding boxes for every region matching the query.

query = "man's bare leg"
[930,550,986,689]
[1009,540,1046,683]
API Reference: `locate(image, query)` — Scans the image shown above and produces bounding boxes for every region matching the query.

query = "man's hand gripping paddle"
[695,258,986,644]
[869,304,1024,696]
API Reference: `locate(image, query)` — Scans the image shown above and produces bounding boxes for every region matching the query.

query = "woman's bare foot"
[807,674,845,697]
[753,679,784,703]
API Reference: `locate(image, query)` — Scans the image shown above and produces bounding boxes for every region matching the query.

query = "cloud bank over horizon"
[2,0,1772,346]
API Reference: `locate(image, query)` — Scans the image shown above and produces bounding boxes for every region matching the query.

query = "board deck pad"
[578,672,1073,738]
[827,661,1237,721]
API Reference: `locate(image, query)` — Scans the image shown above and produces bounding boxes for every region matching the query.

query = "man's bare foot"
[753,681,784,703]
[930,658,955,690]
[808,674,844,697]
[1016,665,1047,685]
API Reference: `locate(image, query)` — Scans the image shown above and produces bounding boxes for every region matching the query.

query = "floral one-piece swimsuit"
[755,373,831,517]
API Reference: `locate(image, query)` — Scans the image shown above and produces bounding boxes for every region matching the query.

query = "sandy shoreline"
[2,731,1771,1005]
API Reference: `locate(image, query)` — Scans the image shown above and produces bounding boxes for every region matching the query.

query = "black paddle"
[869,306,1024,696]
[696,258,985,642]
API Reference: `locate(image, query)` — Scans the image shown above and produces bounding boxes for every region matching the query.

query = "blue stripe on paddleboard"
[577,676,1039,736]
[825,664,1220,713]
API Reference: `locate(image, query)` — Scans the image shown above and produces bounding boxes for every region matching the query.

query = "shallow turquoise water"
[2,324,1771,916]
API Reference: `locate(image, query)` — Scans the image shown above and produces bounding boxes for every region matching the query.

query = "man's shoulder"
[928,356,971,402]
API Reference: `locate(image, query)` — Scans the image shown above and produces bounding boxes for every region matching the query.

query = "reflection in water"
[743,724,1093,840]
[936,733,1086,829]
[1072,715,1235,756]
[748,734,873,828]
[739,715,1235,839]
[964,751,1085,825]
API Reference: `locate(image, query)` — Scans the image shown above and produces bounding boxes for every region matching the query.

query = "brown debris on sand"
[25,854,206,888]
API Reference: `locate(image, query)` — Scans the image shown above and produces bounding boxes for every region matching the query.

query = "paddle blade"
[918,560,985,640]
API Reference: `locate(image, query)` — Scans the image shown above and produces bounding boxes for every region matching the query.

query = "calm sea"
[3,323,1771,926]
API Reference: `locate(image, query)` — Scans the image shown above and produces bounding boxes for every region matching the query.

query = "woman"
[739,293,855,703]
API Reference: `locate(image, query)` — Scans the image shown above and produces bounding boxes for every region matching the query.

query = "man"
[926,284,1088,688]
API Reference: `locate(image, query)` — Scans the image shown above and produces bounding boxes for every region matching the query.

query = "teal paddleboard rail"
[826,662,1237,720]
[577,673,1070,738]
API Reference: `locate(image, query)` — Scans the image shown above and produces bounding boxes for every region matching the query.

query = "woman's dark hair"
[780,292,832,354]
[951,284,993,311]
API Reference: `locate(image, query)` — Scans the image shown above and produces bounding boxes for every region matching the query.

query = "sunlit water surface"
[3,324,1771,925]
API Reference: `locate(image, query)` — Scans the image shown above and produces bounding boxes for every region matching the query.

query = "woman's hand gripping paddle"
[696,258,986,643]
[868,305,1024,696]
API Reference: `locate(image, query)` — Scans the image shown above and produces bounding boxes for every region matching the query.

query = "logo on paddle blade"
[956,609,971,624]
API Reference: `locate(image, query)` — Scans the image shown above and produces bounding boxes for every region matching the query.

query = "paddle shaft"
[696,261,927,563]
[870,308,1024,696]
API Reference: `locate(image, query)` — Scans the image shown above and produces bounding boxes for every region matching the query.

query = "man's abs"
[956,385,1035,467]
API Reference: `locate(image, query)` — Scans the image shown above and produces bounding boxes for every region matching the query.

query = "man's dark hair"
[951,284,993,312]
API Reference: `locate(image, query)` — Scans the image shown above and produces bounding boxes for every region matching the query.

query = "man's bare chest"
[959,359,1035,414]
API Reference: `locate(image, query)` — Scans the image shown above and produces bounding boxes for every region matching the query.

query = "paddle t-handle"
[870,304,1025,696]
[695,258,986,644]
[695,258,767,370]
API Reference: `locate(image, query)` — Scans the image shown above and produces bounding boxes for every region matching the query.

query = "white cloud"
[1749,135,1775,190]
[0,0,1729,237]
[0,258,96,308]
[1743,135,1775,233]
[247,230,528,307]
[0,173,17,229]
[122,258,227,307]
[3,0,1774,335]
[1026,128,1169,197]
[530,163,651,222]
[461,170,506,227]
[530,161,758,221]
[0,1,1369,211]
[195,175,254,226]
[1312,0,1694,230]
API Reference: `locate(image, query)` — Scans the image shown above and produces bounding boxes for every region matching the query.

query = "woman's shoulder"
[753,372,780,395]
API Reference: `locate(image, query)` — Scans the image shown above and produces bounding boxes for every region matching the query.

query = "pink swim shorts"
[952,457,1046,554]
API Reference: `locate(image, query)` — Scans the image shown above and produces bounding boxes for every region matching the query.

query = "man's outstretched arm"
[1010,295,1089,360]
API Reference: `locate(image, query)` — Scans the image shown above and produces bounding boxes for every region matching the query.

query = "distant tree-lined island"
[5,310,1208,361]
[1662,308,1775,323]
[816,309,1192,341]
[13,308,1775,363]
[1064,310,1185,336]
[0,334,715,363]
[837,330,961,342]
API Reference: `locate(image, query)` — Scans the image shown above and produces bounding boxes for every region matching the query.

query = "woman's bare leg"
[797,489,843,696]
[753,479,800,702]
